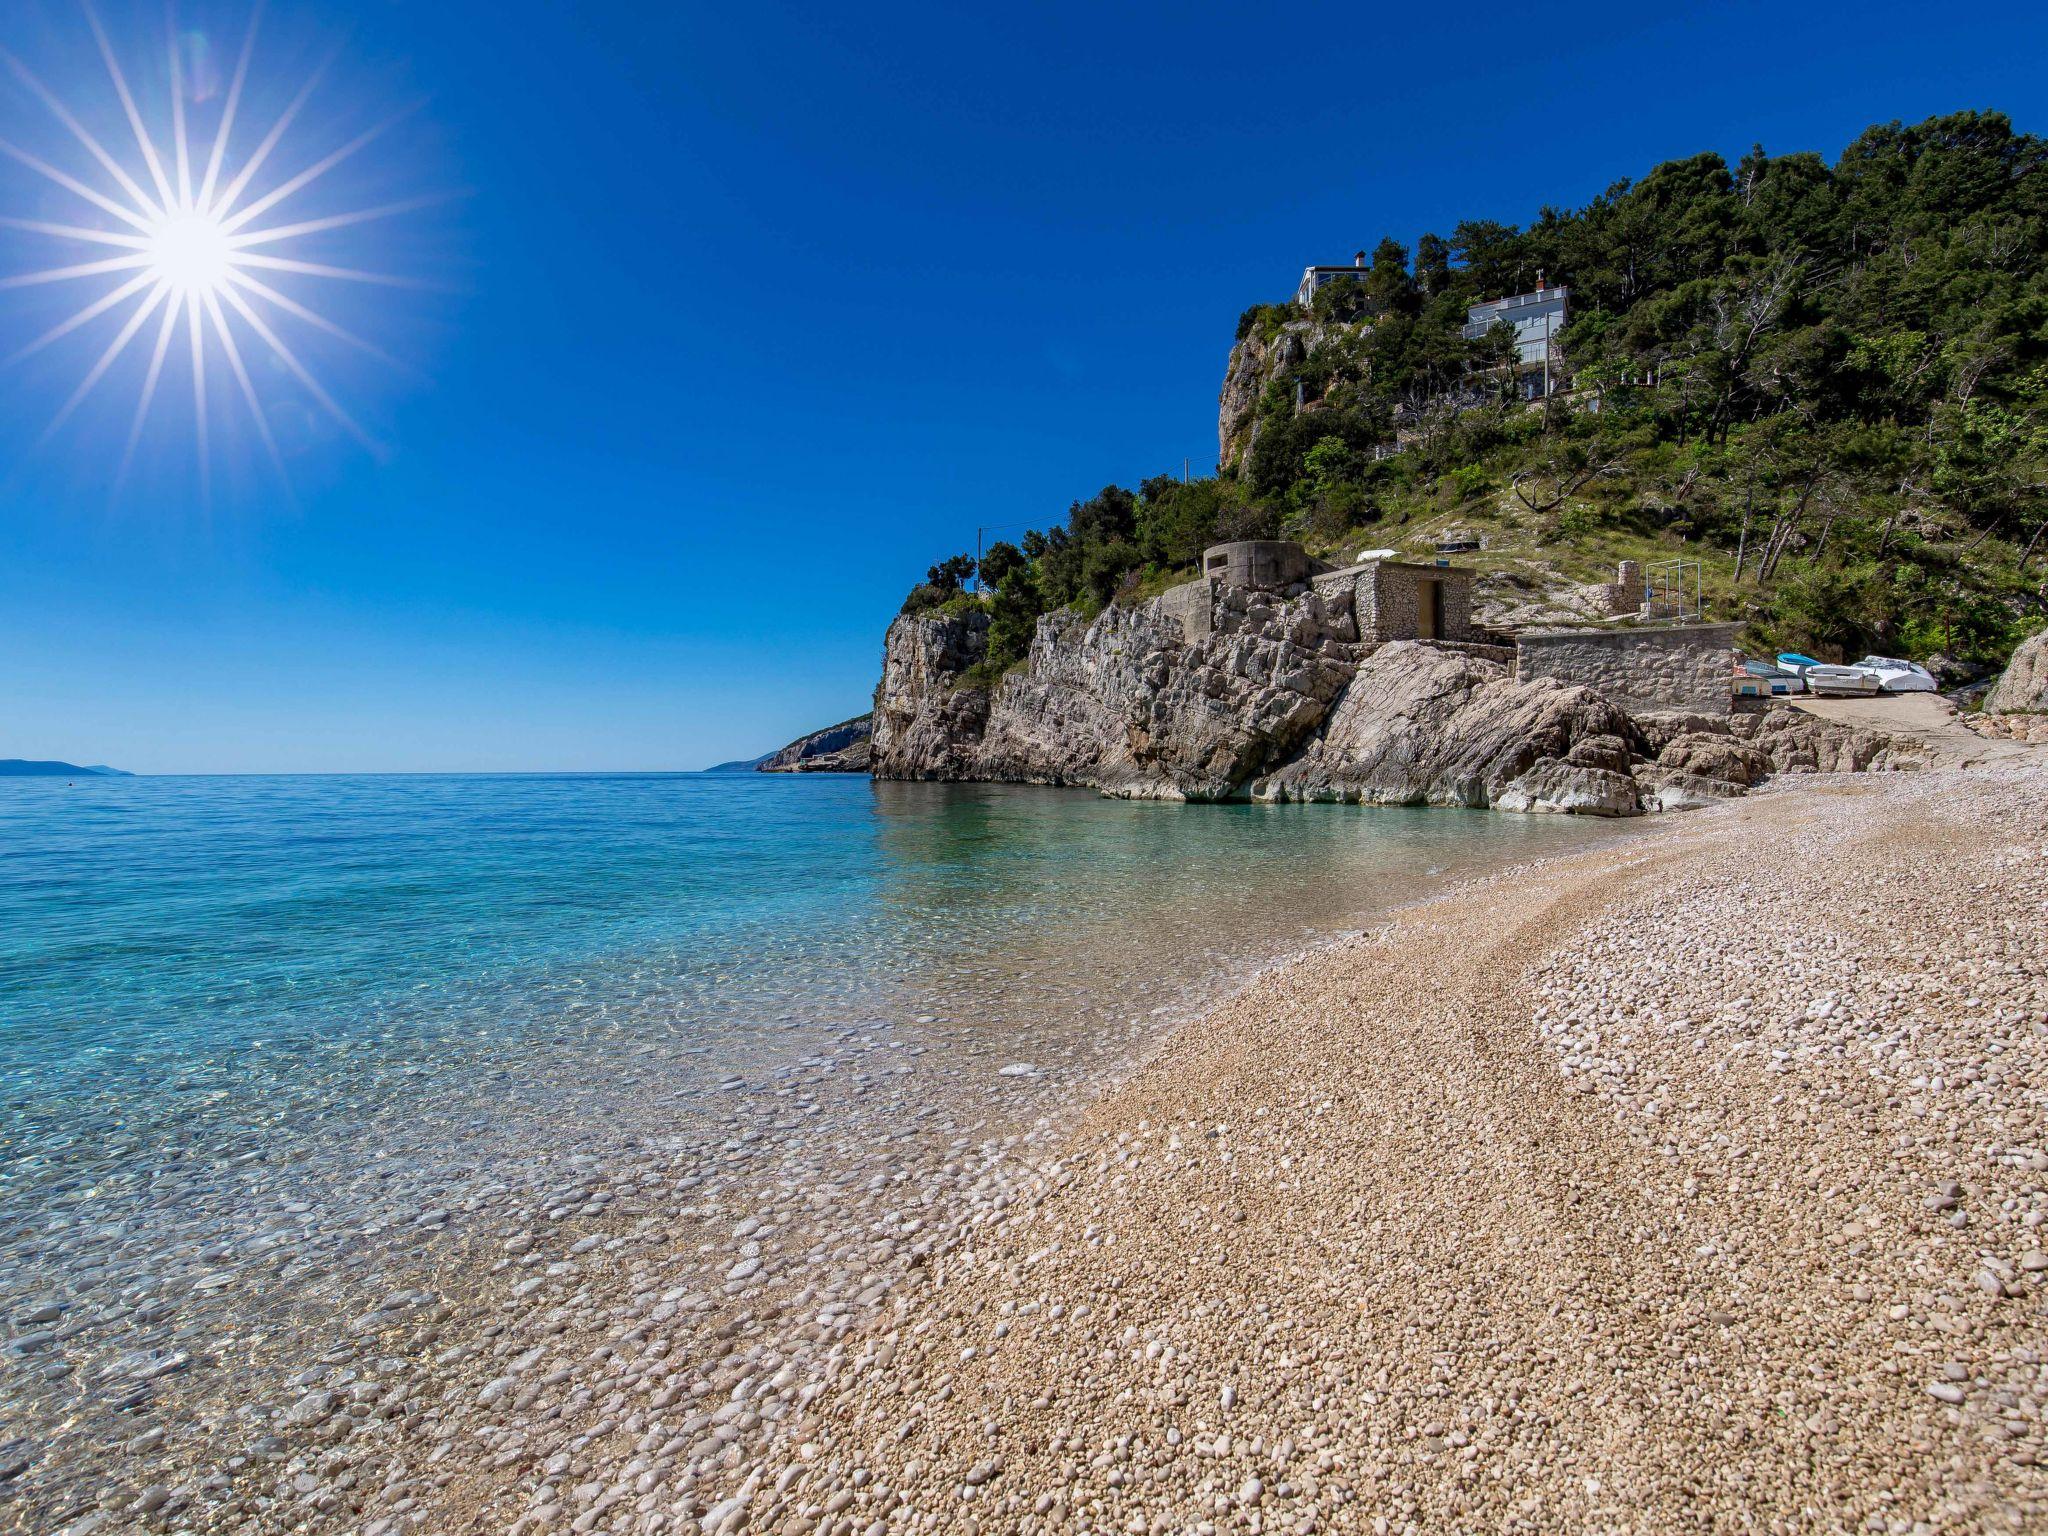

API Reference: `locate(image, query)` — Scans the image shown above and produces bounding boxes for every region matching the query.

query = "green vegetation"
[907,111,2048,672]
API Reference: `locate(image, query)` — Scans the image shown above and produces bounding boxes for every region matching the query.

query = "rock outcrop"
[1254,644,1648,814]
[759,714,873,773]
[874,588,1357,800]
[868,582,1926,815]
[1986,629,2048,716]
[1217,322,1310,473]
[870,608,993,781]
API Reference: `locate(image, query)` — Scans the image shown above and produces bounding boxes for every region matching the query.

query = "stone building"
[1345,560,1475,645]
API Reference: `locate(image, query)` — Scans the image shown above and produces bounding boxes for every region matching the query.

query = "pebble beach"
[7,758,2048,1534]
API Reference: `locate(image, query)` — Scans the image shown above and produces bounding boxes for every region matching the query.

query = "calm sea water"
[0,771,1623,1507]
[0,772,1624,1279]
[1,772,1614,1111]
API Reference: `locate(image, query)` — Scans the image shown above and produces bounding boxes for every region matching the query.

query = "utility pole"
[972,522,1032,593]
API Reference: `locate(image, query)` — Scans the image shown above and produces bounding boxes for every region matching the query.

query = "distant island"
[0,760,133,777]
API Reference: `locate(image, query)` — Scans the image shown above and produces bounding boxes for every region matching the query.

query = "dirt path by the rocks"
[736,766,2048,1534]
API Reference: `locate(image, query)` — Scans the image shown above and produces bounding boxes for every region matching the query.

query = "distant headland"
[0,760,133,778]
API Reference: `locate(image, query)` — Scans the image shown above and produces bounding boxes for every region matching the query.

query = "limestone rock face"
[1218,323,1317,474]
[1986,629,2048,715]
[1656,732,1771,788]
[869,610,993,781]
[868,594,1922,814]
[1255,643,1650,811]
[1726,708,1921,775]
[889,587,1359,801]
[758,714,873,773]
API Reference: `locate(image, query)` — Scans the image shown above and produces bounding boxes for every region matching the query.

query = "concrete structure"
[1461,279,1568,399]
[1162,546,1479,650]
[1202,540,1319,592]
[1515,622,1740,716]
[1156,576,1217,641]
[1296,251,1368,307]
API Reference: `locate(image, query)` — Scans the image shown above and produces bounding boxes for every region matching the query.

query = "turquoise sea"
[0,770,1623,1510]
[1,771,1617,1117]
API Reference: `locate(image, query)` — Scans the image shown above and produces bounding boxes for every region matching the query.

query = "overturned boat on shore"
[1778,653,1884,697]
[1856,656,1938,693]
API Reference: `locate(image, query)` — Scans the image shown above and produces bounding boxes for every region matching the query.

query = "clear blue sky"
[4,0,2044,774]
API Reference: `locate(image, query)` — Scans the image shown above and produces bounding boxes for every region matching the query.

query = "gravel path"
[12,759,2045,1534]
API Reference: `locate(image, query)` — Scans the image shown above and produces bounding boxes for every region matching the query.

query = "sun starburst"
[0,1,434,499]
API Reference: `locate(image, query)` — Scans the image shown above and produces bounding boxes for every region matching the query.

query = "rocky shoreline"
[14,756,2043,1534]
[870,587,1925,813]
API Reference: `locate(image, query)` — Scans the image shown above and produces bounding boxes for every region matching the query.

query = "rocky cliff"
[1217,322,1312,474]
[870,585,1920,814]
[758,714,873,773]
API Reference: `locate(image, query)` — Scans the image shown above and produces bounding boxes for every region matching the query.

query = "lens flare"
[0,3,435,498]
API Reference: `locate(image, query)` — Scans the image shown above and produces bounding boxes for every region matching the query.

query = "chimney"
[1354,250,1367,268]
[1536,268,1547,291]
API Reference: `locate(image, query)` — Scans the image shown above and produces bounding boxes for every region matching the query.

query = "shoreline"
[713,758,2048,1534]
[10,760,2045,1534]
[1,789,1614,1536]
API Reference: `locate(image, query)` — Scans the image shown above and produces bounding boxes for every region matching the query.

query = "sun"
[145,210,235,297]
[0,4,435,496]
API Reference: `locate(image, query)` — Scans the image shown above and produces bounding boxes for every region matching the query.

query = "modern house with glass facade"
[1295,252,1369,306]
[1461,280,1569,398]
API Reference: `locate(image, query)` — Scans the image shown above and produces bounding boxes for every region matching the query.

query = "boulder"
[1656,732,1771,788]
[1985,629,2048,715]
[1254,642,1650,812]
[1633,765,1751,813]
[1495,760,1643,816]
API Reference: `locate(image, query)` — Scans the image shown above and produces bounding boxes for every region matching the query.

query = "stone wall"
[1515,623,1740,716]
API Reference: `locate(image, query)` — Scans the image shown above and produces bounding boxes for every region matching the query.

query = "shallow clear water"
[2,771,1613,1138]
[0,771,1625,1514]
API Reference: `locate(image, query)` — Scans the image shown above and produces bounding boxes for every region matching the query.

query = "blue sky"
[4,0,2045,774]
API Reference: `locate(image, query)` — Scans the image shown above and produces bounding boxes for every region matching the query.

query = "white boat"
[1741,659,1806,695]
[1803,664,1884,697]
[1855,655,1938,693]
